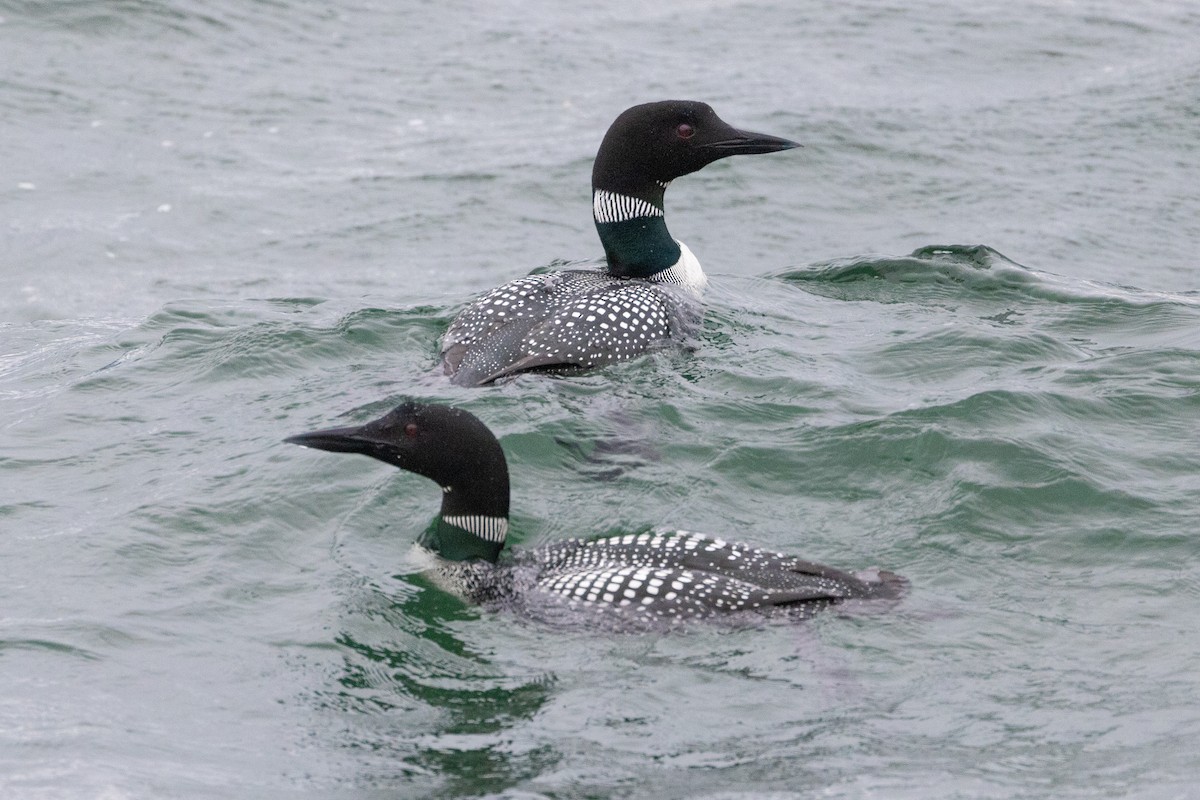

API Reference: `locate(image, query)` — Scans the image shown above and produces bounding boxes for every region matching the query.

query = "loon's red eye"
[404,423,419,437]
[676,122,695,140]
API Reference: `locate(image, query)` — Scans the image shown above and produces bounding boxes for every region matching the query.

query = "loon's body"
[286,402,903,630]
[441,101,799,386]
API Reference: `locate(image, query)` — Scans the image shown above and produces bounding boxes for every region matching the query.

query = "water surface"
[2,1,1199,797]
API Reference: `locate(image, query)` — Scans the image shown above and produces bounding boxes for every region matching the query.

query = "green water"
[3,1,1199,797]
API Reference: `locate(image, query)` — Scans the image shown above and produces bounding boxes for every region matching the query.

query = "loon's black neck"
[592,184,682,279]
[419,478,509,563]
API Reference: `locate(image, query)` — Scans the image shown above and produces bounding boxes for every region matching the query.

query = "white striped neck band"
[442,514,509,543]
[593,190,663,224]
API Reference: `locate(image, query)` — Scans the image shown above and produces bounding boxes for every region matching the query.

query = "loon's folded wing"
[533,562,845,620]
[677,538,906,602]
[440,273,563,375]
[444,274,681,386]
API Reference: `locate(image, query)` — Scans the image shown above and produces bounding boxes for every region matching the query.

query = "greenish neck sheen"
[419,518,504,563]
[596,216,681,279]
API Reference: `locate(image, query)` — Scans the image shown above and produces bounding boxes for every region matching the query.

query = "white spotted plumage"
[441,188,706,386]
[434,529,893,627]
[441,266,701,386]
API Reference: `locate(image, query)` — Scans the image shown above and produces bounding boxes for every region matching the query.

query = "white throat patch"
[648,240,707,297]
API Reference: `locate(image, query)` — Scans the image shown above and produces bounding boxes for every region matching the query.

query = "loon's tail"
[853,568,909,601]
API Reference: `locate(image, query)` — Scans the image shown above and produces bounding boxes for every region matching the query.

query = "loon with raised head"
[440,100,800,387]
[286,402,903,629]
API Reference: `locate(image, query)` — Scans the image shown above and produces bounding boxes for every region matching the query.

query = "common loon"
[440,100,800,386]
[286,402,903,629]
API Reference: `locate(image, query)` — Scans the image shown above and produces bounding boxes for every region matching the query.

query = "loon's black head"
[286,402,510,562]
[591,100,800,199]
[590,100,799,279]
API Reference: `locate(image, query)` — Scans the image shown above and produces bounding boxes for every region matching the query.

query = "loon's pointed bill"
[286,416,408,463]
[699,129,800,155]
[285,426,374,453]
[286,401,904,630]
[440,100,800,387]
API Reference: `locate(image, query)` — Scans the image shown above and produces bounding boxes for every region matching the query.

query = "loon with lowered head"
[440,100,800,386]
[286,401,903,630]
